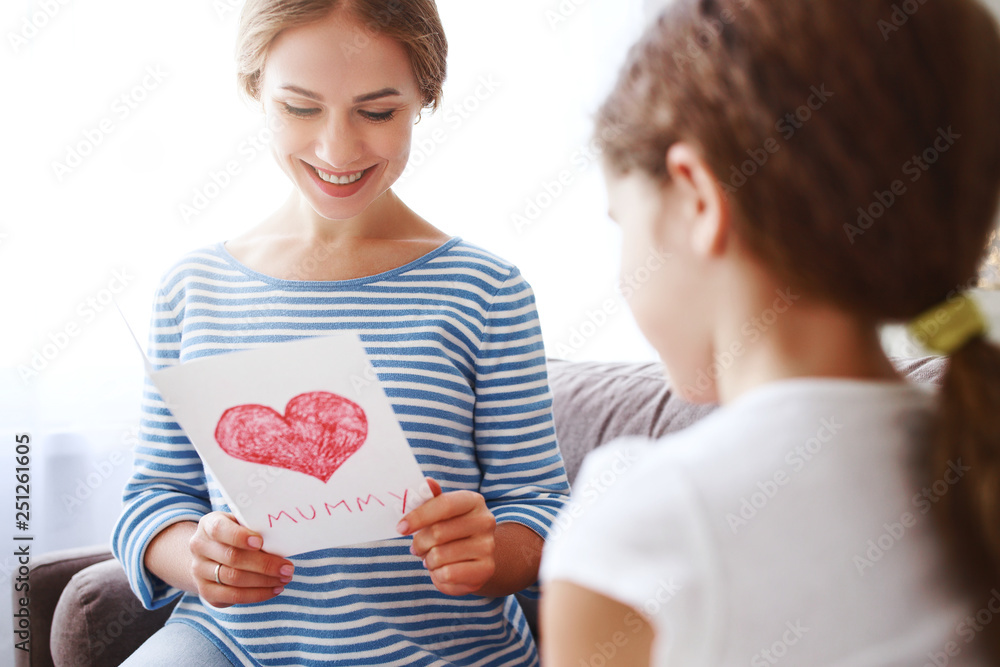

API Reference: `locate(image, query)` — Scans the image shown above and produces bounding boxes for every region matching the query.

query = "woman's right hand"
[188,511,295,607]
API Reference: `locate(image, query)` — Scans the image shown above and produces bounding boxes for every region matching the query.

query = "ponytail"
[918,300,1000,657]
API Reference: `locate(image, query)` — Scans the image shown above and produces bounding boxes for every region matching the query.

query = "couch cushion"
[50,559,177,667]
[15,545,115,667]
[547,356,946,486]
[548,359,714,485]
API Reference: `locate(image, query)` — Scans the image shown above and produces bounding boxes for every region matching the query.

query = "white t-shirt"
[541,378,990,666]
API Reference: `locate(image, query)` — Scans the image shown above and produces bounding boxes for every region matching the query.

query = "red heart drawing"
[214,392,368,483]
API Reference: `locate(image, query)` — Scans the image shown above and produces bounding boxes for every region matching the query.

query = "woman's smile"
[304,161,379,199]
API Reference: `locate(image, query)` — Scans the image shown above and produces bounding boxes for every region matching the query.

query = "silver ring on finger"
[214,562,224,586]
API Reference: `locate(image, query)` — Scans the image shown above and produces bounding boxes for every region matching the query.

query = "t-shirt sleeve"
[540,438,721,664]
[473,267,571,598]
[110,284,212,610]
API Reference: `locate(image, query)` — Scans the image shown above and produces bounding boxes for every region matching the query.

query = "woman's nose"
[316,114,363,168]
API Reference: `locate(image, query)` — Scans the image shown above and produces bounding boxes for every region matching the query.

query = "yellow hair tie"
[907,293,988,355]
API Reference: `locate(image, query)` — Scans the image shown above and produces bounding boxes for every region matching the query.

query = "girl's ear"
[665,143,731,259]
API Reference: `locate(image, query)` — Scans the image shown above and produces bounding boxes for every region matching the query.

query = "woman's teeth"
[315,167,366,185]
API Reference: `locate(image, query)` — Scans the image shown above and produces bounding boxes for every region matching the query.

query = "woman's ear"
[665,143,730,259]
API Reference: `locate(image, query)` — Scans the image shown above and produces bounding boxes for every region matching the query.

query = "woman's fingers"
[193,535,293,582]
[199,511,263,550]
[400,487,482,536]
[198,560,289,589]
[420,534,494,571]
[427,560,496,597]
[188,511,294,607]
[410,509,496,558]
[397,479,498,596]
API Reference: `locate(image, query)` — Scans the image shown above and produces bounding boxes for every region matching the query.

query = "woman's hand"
[188,511,295,607]
[398,479,498,597]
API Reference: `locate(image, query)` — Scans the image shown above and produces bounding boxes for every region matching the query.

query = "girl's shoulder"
[652,378,934,470]
[574,378,937,509]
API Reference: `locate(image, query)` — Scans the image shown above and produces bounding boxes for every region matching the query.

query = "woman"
[113,1,570,665]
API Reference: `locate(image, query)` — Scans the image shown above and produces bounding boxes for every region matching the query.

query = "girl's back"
[548,378,985,664]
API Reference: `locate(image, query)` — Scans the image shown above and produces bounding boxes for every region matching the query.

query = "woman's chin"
[299,188,379,222]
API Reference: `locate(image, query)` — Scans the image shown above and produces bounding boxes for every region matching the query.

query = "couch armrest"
[50,558,177,667]
[13,545,115,667]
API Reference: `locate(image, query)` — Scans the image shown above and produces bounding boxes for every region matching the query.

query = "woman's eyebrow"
[353,87,402,103]
[278,84,324,101]
[276,86,402,104]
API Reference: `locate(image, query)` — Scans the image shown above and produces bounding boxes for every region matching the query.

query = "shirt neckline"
[724,375,934,413]
[215,236,463,288]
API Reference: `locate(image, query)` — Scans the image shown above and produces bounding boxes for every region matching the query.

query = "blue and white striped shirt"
[111,237,570,666]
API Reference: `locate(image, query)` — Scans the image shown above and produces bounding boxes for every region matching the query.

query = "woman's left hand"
[398,478,497,596]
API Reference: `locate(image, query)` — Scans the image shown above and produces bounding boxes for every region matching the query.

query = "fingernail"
[280,575,293,584]
[273,586,284,595]
[248,536,263,549]
[396,520,409,535]
[409,544,416,556]
[280,564,294,577]
[422,559,428,569]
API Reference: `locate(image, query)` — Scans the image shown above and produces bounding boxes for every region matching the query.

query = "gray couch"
[14,357,945,667]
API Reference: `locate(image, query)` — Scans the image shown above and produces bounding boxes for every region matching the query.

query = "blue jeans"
[119,621,235,666]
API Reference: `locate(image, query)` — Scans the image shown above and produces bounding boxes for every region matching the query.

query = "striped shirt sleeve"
[474,267,571,597]
[111,283,212,610]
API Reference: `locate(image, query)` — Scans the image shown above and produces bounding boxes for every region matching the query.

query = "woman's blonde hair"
[598,0,1000,658]
[236,0,447,110]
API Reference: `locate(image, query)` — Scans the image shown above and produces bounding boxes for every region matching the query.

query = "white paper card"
[147,334,431,557]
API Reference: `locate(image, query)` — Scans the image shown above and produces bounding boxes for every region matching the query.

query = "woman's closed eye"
[279,103,396,123]
[282,103,320,118]
[359,109,396,123]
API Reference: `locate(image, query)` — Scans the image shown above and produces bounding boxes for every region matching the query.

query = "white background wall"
[1,0,999,661]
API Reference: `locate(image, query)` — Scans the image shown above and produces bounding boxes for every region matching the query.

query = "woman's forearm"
[144,520,199,594]
[475,522,546,598]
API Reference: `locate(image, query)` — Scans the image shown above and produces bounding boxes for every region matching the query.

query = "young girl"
[111,1,569,665]
[540,0,1000,665]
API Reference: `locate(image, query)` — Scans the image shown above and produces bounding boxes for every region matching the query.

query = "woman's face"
[259,9,422,221]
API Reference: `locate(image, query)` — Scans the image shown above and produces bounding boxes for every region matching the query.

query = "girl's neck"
[716,307,900,404]
[712,262,901,404]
